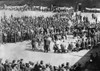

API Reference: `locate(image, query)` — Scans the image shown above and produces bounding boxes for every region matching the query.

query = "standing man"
[44,36,50,52]
[0,59,4,71]
[44,37,47,52]
[31,38,36,51]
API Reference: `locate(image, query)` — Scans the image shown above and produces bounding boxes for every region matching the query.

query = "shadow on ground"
[74,43,100,71]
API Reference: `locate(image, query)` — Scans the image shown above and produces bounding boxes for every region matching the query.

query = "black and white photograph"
[0,0,100,71]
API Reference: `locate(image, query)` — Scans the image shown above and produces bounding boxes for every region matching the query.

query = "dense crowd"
[0,4,51,12]
[0,4,100,71]
[1,10,100,52]
[0,51,99,71]
[0,58,81,71]
[0,4,74,12]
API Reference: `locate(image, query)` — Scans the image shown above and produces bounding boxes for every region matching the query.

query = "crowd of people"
[0,4,74,12]
[0,47,99,71]
[0,4,53,12]
[1,9,100,53]
[0,4,49,11]
[1,52,98,71]
[0,4,100,71]
[0,58,83,71]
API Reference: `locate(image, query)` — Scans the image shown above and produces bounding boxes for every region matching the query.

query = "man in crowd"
[0,59,4,71]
